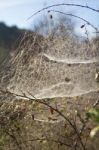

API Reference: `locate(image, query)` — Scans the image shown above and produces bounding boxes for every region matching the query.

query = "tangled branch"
[0,89,86,150]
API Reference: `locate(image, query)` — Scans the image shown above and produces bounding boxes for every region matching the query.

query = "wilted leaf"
[90,126,99,138]
[64,124,67,128]
[95,73,99,82]
[49,107,54,115]
[42,140,47,144]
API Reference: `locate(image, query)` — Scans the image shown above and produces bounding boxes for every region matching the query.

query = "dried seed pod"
[95,72,99,82]
[49,14,53,19]
[31,113,35,120]
[49,107,54,115]
[65,77,71,82]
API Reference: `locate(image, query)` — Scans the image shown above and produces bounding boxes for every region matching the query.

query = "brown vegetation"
[0,3,99,150]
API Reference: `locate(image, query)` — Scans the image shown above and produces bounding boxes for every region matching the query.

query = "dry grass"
[2,29,98,99]
[0,91,99,150]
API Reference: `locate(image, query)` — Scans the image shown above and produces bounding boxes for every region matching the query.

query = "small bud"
[81,24,85,28]
[49,14,53,19]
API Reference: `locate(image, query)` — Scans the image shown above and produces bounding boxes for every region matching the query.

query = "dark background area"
[0,22,25,62]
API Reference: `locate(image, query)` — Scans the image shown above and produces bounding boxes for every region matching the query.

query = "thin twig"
[27,3,99,20]
[21,137,71,147]
[48,10,98,32]
[93,100,99,107]
[1,89,86,150]
[4,130,22,150]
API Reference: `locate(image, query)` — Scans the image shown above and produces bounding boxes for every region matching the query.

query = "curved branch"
[49,10,98,32]
[27,3,99,20]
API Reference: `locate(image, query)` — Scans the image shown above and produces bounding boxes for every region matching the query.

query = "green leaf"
[86,108,99,123]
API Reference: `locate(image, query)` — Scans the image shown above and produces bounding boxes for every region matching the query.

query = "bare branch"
[0,89,86,150]
[27,3,99,20]
[48,10,98,32]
